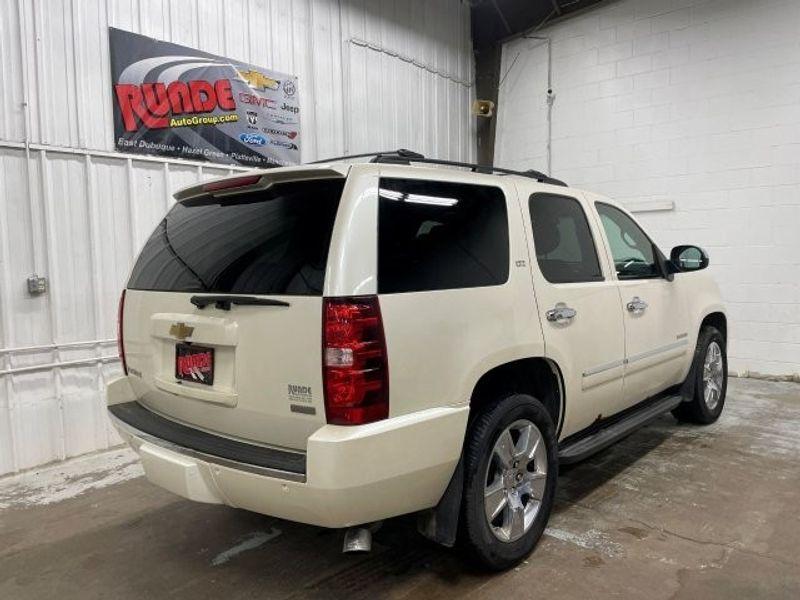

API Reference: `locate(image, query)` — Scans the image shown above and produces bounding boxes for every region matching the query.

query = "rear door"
[522,189,627,437]
[591,199,690,405]
[122,176,346,451]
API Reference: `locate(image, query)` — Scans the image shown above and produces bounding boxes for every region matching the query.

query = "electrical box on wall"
[27,274,47,295]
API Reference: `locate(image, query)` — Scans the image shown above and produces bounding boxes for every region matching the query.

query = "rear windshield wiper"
[190,295,291,310]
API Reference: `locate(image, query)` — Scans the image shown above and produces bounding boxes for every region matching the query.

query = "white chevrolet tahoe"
[107,149,727,570]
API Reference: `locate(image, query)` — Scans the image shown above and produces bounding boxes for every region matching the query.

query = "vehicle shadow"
[23,417,679,600]
[554,415,676,513]
[295,416,681,597]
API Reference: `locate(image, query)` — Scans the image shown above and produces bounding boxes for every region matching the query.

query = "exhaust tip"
[342,527,372,553]
[342,522,382,553]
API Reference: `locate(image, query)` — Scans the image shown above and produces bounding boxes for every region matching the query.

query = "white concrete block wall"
[497,0,800,377]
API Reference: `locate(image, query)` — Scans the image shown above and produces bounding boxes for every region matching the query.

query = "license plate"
[175,343,215,386]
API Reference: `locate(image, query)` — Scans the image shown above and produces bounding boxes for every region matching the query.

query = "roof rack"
[308,149,567,187]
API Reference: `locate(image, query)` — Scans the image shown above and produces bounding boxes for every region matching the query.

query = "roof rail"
[308,149,567,187]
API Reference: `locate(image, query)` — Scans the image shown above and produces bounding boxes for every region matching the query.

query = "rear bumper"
[107,376,468,528]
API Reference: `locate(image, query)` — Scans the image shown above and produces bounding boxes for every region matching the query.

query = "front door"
[592,200,690,406]
[522,190,626,438]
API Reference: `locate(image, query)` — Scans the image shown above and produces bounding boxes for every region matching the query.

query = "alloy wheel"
[483,419,548,543]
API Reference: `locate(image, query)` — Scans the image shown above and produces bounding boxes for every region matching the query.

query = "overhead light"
[379,189,458,206]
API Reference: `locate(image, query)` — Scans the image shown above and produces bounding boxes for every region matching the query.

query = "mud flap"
[416,455,464,547]
[680,334,704,402]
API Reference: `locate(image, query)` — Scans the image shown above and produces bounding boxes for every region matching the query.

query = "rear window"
[378,178,509,294]
[127,178,344,296]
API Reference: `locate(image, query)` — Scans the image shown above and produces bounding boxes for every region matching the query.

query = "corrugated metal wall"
[0,0,475,476]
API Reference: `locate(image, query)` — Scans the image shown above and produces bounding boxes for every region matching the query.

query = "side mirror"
[670,245,709,272]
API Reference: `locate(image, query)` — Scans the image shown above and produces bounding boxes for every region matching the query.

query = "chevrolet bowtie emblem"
[169,322,194,340]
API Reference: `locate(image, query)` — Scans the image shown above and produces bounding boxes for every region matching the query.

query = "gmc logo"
[239,92,277,109]
[114,79,236,132]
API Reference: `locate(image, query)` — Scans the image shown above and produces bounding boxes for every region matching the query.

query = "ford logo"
[239,133,267,146]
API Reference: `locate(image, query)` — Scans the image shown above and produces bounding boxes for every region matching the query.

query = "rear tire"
[673,326,727,424]
[460,394,558,571]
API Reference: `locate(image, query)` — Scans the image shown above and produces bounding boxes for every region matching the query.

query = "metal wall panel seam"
[31,0,46,144]
[163,162,171,212]
[69,0,84,148]
[99,0,115,151]
[38,149,67,462]
[0,151,20,472]
[338,0,350,154]
[0,2,12,139]
[84,149,108,459]
[0,156,15,355]
[307,0,318,162]
[125,157,137,257]
[96,358,110,449]
[85,153,104,344]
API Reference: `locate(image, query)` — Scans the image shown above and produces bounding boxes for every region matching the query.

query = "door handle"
[546,303,577,324]
[627,296,648,315]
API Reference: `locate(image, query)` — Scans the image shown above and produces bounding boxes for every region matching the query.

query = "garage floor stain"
[0,377,798,599]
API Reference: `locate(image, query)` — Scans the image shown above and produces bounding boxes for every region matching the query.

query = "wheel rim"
[483,419,548,543]
[702,341,724,411]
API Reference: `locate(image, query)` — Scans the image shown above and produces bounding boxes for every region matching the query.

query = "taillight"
[322,296,389,425]
[117,289,128,376]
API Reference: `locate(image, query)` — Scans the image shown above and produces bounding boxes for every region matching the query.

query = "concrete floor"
[1,377,799,599]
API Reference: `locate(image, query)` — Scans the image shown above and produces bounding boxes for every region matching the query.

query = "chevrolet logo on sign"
[169,322,194,340]
[237,69,280,91]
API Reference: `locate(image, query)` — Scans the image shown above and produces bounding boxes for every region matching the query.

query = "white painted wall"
[497,0,800,378]
[0,0,475,476]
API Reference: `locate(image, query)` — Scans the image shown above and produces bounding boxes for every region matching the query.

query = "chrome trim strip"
[109,412,307,483]
[626,338,688,365]
[582,359,625,378]
[582,338,689,378]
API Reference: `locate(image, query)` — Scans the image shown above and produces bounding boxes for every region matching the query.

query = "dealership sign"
[109,28,300,167]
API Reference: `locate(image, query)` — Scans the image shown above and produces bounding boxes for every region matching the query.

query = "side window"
[529,194,603,284]
[378,178,509,294]
[595,202,661,280]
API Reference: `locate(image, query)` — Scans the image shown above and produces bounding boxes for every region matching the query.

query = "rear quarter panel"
[372,168,546,416]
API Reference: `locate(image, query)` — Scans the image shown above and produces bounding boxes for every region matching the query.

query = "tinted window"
[529,194,603,284]
[127,179,344,295]
[596,202,660,279]
[378,178,509,294]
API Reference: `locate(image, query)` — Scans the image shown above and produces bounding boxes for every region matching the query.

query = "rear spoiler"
[174,165,349,202]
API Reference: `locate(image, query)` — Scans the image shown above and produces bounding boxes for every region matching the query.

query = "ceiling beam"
[490,0,514,35]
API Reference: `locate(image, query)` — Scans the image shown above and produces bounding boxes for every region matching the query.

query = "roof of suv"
[173,150,568,202]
